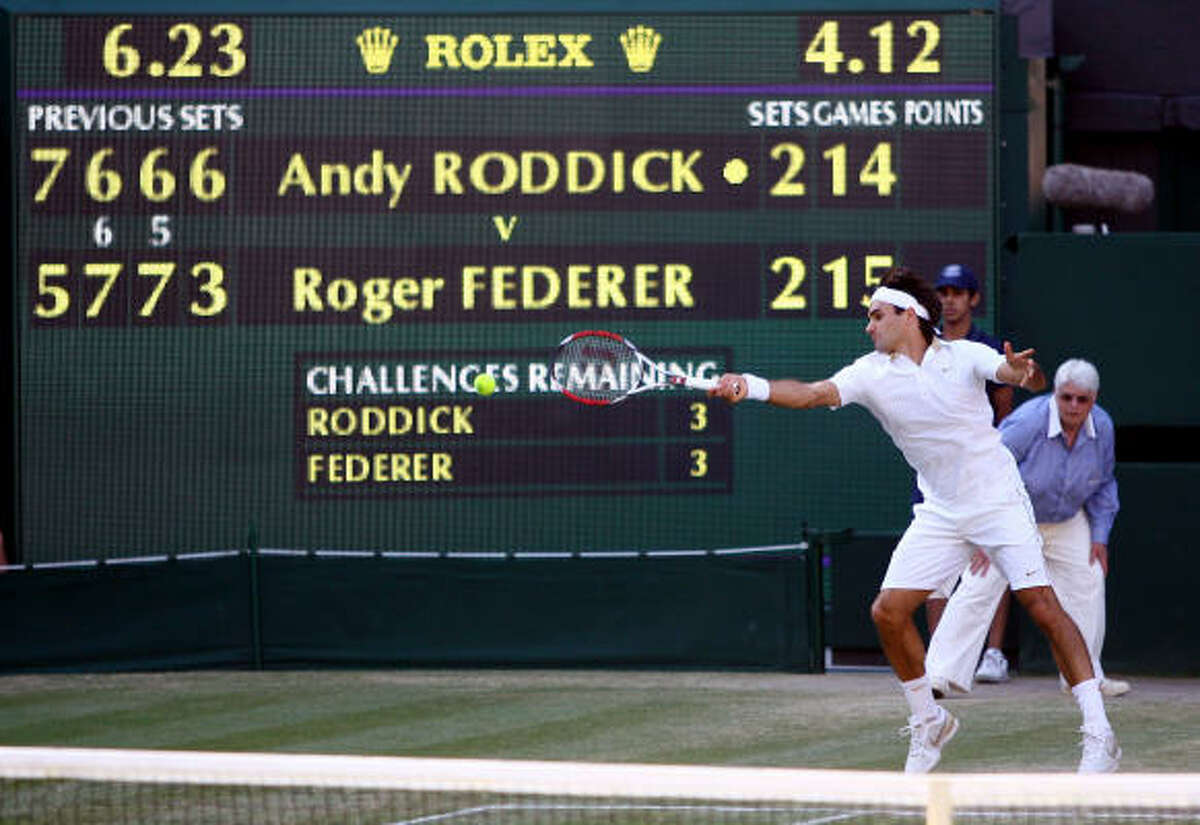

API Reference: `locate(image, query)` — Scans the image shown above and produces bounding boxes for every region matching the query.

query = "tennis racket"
[552,329,718,406]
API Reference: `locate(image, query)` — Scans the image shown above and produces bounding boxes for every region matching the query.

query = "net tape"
[3,747,1200,812]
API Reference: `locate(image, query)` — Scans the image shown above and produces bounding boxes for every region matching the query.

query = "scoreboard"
[4,7,1000,563]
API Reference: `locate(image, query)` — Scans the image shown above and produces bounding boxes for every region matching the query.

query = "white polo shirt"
[830,338,1012,505]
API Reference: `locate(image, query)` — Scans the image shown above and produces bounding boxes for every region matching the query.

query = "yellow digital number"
[868,21,894,74]
[79,148,224,204]
[30,147,70,202]
[689,402,708,432]
[189,148,226,201]
[689,449,709,478]
[860,256,894,308]
[209,23,247,78]
[167,23,204,77]
[85,148,122,203]
[768,143,806,197]
[824,256,849,310]
[804,19,939,76]
[83,263,122,318]
[137,262,176,317]
[859,143,897,196]
[825,254,895,311]
[190,262,228,317]
[102,23,140,77]
[100,21,246,80]
[823,143,847,196]
[907,21,941,73]
[769,255,808,310]
[139,147,176,202]
[35,264,70,319]
[804,21,844,74]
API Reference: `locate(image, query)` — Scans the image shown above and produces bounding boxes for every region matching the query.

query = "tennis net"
[2,746,1199,825]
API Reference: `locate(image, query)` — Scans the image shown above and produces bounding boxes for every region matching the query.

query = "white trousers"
[926,509,1106,691]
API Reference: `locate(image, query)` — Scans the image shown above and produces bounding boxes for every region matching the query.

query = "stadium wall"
[1001,234,1199,675]
[0,548,821,672]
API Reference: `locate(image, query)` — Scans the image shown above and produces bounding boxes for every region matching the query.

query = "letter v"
[492,215,518,242]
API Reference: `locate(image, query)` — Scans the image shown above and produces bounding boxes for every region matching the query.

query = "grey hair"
[1054,358,1100,395]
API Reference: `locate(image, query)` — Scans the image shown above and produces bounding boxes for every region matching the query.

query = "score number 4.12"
[803,19,941,76]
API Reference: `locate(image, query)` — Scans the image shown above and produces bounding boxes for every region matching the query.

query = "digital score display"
[6,11,998,562]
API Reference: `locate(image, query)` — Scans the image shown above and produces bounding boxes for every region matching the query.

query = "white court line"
[387,802,918,825]
[388,802,1200,825]
[389,804,497,825]
[791,812,876,825]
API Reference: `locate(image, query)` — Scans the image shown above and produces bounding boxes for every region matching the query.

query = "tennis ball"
[474,372,497,396]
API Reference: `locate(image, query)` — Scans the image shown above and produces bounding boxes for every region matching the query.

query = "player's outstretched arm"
[996,341,1048,391]
[709,374,841,409]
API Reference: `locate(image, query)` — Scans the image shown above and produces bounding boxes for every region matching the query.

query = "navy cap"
[934,264,979,292]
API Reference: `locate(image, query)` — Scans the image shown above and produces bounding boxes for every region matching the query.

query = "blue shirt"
[998,393,1120,544]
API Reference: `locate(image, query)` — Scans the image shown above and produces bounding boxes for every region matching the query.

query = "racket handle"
[681,375,718,391]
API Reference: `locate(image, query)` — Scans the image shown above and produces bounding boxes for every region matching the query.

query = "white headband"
[870,287,931,321]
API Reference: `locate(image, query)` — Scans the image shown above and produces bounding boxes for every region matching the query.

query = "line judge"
[927,358,1129,698]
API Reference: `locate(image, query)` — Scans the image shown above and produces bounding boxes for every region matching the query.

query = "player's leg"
[999,567,1120,771]
[1011,585,1092,682]
[925,595,947,636]
[875,505,973,679]
[971,480,1119,772]
[926,558,1008,693]
[873,505,970,772]
[874,585,961,773]
[872,587,932,680]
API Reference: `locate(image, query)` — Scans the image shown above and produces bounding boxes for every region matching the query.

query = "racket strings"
[554,334,645,404]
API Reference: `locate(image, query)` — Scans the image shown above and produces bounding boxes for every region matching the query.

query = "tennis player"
[709,268,1120,774]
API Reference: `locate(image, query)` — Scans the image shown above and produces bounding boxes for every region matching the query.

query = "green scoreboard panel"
[6,9,998,563]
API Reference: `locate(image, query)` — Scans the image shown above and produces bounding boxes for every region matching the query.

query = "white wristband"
[742,373,770,402]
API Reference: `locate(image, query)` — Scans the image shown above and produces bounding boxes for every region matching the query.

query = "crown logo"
[619,25,661,73]
[356,27,399,75]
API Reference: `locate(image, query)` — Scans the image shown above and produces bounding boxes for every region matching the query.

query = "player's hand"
[1090,542,1109,576]
[1003,341,1042,389]
[968,548,991,576]
[709,373,747,404]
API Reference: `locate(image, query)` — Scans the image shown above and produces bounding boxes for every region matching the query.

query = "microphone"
[1041,164,1155,213]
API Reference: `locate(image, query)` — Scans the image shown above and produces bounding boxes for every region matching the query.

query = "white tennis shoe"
[902,707,959,773]
[1078,727,1121,773]
[974,648,1010,683]
[1100,678,1132,697]
[1059,677,1133,696]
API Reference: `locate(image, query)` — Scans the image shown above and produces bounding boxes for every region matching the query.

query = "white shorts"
[881,473,1049,593]
[928,575,957,601]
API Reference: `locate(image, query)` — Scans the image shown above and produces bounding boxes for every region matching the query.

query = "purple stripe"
[18,82,992,100]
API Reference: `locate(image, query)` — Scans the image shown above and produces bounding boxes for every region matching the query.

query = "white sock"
[901,675,939,721]
[1071,678,1111,732]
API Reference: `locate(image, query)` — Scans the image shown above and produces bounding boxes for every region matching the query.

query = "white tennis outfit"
[830,339,1049,593]
[926,509,1105,692]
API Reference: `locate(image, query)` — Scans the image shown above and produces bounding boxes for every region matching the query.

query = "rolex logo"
[619,25,661,73]
[356,26,399,75]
